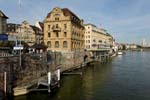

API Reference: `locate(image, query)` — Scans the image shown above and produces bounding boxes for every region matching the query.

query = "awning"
[0,34,8,40]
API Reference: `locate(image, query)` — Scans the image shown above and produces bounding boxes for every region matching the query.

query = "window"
[48,32,51,37]
[56,24,58,28]
[47,41,51,48]
[56,32,59,37]
[63,41,67,48]
[64,32,67,37]
[55,17,59,21]
[55,41,59,48]
[64,24,67,29]
[48,25,50,30]
[99,40,102,43]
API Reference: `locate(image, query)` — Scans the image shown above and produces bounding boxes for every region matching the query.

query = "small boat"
[117,51,123,55]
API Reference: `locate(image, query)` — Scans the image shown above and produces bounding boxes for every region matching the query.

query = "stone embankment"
[0,50,109,97]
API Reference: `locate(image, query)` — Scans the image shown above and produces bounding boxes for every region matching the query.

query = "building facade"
[7,21,44,46]
[44,7,84,52]
[84,23,113,51]
[0,10,8,34]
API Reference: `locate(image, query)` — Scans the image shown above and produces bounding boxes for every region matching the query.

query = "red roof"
[46,7,80,21]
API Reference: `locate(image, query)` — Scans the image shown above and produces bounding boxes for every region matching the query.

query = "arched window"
[47,41,51,48]
[48,32,51,37]
[64,32,67,37]
[63,41,67,48]
[55,41,59,48]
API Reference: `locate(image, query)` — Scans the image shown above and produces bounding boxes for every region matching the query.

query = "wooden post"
[57,69,60,81]
[4,72,7,97]
[57,69,60,87]
[48,72,51,93]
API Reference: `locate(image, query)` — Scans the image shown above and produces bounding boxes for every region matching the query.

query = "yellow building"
[7,21,44,46]
[44,7,84,52]
[84,23,113,51]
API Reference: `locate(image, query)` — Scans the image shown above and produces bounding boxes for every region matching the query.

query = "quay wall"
[0,50,109,97]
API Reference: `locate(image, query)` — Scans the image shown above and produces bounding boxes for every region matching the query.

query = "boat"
[117,51,123,55]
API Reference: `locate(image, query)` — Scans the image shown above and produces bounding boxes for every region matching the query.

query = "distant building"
[142,39,150,47]
[7,23,20,39]
[124,44,138,49]
[35,21,44,44]
[44,7,84,52]
[7,21,44,46]
[84,23,113,51]
[0,10,8,34]
[130,44,137,49]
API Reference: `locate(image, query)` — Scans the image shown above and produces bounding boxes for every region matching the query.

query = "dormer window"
[54,14,60,16]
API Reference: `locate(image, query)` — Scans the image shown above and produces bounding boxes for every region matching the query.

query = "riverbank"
[0,50,111,98]
[14,51,150,100]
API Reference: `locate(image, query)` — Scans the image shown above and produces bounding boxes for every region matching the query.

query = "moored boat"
[117,51,123,55]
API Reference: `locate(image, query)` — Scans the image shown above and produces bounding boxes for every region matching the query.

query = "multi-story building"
[7,21,44,46]
[35,21,44,44]
[0,10,8,34]
[44,7,84,52]
[84,23,113,51]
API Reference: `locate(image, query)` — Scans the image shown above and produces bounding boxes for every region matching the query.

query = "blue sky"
[0,0,150,44]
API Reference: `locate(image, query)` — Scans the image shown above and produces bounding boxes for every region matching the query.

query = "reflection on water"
[15,51,150,100]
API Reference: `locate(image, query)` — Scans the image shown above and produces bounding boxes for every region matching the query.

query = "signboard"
[13,46,23,50]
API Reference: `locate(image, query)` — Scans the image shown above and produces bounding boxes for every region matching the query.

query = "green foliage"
[0,41,15,48]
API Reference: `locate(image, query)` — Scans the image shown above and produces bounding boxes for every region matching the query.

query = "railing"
[52,27,61,32]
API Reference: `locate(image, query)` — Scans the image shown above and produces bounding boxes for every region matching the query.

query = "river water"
[15,51,150,100]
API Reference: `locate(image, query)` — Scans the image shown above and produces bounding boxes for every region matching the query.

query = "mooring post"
[48,72,51,93]
[57,69,60,87]
[57,69,60,81]
[4,72,7,97]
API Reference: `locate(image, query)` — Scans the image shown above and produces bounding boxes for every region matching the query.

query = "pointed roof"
[39,22,44,30]
[35,21,44,31]
[0,10,8,19]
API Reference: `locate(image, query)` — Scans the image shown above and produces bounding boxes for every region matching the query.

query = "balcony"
[52,26,61,32]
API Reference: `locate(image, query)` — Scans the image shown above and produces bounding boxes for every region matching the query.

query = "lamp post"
[18,26,22,68]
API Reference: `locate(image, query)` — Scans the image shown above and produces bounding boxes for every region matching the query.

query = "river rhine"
[15,51,150,100]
